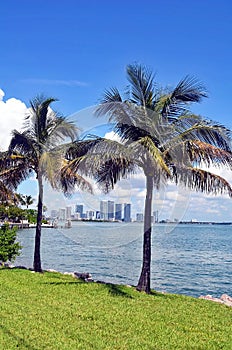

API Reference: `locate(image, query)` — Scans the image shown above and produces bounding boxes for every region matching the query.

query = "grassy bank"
[1,268,232,349]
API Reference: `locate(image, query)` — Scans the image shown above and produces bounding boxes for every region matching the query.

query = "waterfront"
[15,222,232,298]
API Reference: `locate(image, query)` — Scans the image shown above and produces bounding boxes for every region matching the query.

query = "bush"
[0,224,21,264]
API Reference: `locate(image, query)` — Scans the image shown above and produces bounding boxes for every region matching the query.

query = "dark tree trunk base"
[136,267,151,293]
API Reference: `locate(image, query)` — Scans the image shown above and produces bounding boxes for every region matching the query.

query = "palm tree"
[24,195,35,209]
[7,95,82,272]
[95,63,232,293]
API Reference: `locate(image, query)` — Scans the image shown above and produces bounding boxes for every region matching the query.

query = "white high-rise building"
[66,206,72,220]
[100,200,108,220]
[59,208,66,221]
[107,200,114,220]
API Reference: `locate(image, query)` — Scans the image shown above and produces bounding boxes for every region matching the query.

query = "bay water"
[15,222,232,298]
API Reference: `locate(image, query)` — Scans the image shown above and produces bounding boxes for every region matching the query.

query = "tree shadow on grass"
[101,283,134,299]
[43,280,85,286]
[150,289,183,300]
[0,323,38,350]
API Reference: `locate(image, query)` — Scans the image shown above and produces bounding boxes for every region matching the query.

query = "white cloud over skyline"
[0,89,28,150]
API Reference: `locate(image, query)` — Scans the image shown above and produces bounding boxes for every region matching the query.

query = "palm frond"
[59,160,93,195]
[64,137,137,193]
[0,156,31,191]
[172,165,232,197]
[0,182,18,205]
[101,87,123,104]
[160,76,207,118]
[176,122,231,151]
[95,157,137,193]
[136,136,171,175]
[95,88,123,120]
[45,117,79,147]
[127,64,156,107]
[29,96,57,135]
[185,140,232,168]
[9,130,38,158]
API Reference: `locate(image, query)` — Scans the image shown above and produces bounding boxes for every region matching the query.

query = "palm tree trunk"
[136,175,153,293]
[33,173,43,272]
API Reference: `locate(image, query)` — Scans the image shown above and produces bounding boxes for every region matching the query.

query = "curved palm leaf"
[126,64,156,107]
[160,76,207,118]
[172,165,232,197]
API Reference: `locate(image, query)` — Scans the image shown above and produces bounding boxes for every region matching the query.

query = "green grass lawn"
[0,268,232,349]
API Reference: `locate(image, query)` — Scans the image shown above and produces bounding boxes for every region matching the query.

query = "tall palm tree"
[7,95,85,272]
[95,63,232,293]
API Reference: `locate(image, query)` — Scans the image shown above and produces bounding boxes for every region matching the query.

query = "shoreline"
[2,263,232,307]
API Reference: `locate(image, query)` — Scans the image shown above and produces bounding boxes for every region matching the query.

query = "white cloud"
[0,89,28,150]
[0,89,5,101]
[104,131,122,142]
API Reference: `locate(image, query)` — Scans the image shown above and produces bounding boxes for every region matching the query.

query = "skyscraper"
[107,200,114,220]
[66,206,72,220]
[115,203,122,221]
[58,208,66,221]
[124,203,131,222]
[100,200,108,220]
[76,204,84,218]
[153,210,159,223]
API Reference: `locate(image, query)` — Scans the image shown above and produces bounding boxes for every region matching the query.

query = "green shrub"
[0,224,21,264]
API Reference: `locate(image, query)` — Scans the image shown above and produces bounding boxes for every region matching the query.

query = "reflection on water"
[16,222,232,297]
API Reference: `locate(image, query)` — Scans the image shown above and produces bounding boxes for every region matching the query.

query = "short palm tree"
[23,195,34,209]
[7,95,90,272]
[95,63,232,293]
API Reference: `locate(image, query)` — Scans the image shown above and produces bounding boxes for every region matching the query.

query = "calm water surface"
[15,222,232,297]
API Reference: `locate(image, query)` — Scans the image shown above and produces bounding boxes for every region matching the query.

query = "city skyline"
[50,200,133,222]
[49,200,166,223]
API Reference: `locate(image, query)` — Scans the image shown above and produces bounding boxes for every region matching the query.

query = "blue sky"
[1,0,232,222]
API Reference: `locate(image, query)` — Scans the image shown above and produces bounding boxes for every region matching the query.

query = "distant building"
[115,204,122,221]
[86,210,95,220]
[76,204,84,218]
[66,206,72,220]
[59,208,66,221]
[153,210,159,223]
[108,200,114,220]
[100,200,108,220]
[96,211,101,220]
[74,212,81,220]
[124,203,131,222]
[50,210,58,219]
[136,213,144,222]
